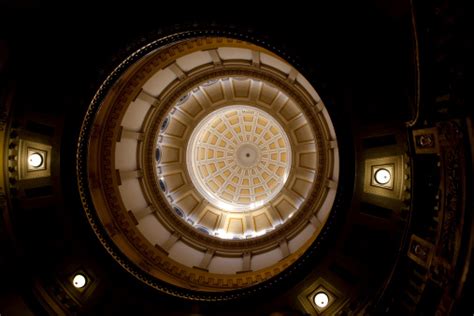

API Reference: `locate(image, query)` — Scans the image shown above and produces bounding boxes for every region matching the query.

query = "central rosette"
[186,105,292,212]
[234,143,261,168]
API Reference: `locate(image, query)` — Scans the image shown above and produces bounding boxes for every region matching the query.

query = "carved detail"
[77,35,340,299]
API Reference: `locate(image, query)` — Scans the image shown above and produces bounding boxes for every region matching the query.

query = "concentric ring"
[78,34,340,296]
[186,105,292,212]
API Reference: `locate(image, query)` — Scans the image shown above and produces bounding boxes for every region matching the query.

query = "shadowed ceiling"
[1,1,473,315]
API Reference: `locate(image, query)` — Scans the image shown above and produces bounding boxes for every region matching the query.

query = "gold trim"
[84,37,337,292]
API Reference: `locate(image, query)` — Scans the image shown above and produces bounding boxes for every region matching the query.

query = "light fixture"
[28,152,44,168]
[366,161,398,194]
[314,292,329,308]
[374,168,391,184]
[20,142,51,178]
[72,273,87,288]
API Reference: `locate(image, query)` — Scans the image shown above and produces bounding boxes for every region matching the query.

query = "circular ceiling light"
[375,168,391,184]
[28,152,43,168]
[72,273,87,288]
[186,105,291,212]
[314,292,329,308]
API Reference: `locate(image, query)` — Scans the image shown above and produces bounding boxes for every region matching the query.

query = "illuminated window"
[196,226,210,235]
[161,116,170,132]
[155,147,161,162]
[174,207,185,218]
[159,178,166,192]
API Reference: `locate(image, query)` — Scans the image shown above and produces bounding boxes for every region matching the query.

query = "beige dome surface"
[83,36,339,292]
[156,75,321,241]
[187,105,291,212]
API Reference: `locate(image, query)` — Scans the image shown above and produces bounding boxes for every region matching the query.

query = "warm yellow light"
[28,152,43,168]
[314,292,329,308]
[72,274,87,288]
[186,105,291,212]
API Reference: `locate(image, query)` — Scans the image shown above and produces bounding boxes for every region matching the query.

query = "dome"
[78,34,339,297]
[185,105,291,213]
[4,4,473,314]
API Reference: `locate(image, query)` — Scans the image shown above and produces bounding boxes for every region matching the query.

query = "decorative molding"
[407,234,434,268]
[76,32,343,300]
[412,127,439,154]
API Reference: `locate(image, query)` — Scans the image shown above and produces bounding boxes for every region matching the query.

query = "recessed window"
[374,168,391,184]
[159,178,167,192]
[28,152,44,168]
[161,117,170,132]
[201,79,218,86]
[174,207,184,218]
[314,292,329,308]
[176,93,190,105]
[72,273,87,288]
[155,147,161,162]
[196,226,210,235]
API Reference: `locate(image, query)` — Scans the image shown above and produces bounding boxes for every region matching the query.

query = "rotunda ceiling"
[185,105,291,213]
[77,33,339,299]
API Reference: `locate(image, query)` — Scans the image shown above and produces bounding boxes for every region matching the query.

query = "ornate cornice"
[77,31,343,300]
